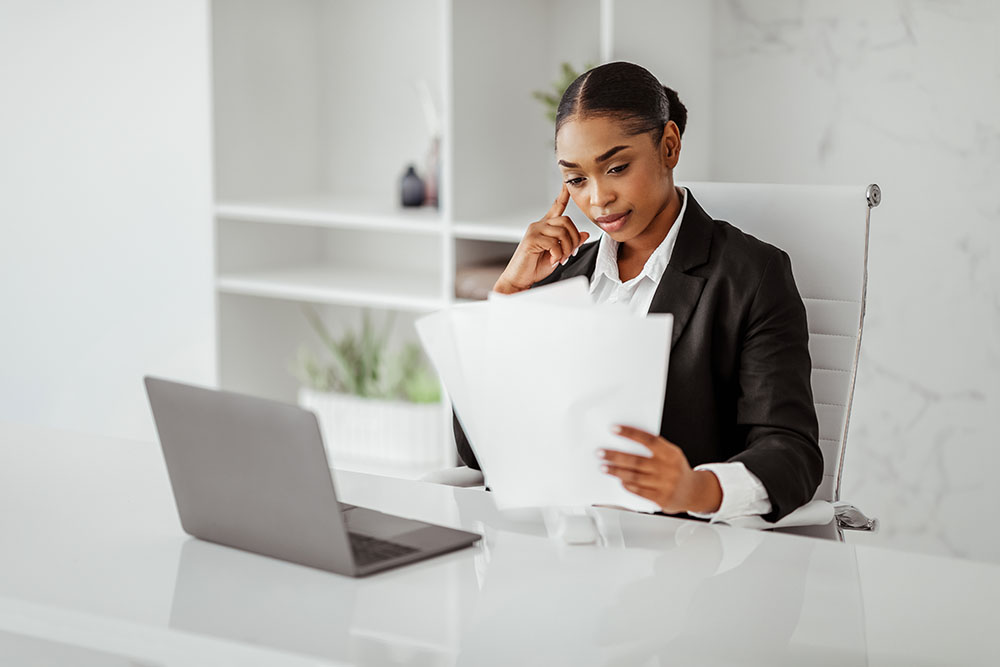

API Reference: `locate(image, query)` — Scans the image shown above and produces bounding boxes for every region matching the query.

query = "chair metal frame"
[830,184,881,534]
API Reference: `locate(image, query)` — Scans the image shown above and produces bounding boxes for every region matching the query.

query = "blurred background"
[2,0,998,563]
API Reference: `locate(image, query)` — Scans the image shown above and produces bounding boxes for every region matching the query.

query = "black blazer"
[454,189,822,522]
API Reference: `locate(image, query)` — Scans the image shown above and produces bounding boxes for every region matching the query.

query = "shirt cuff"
[688,462,772,523]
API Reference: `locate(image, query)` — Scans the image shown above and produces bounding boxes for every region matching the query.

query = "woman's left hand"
[599,425,723,515]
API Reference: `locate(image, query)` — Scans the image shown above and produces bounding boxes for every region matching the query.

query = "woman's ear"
[661,121,681,168]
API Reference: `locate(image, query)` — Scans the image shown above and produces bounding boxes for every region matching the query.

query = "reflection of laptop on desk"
[144,376,480,577]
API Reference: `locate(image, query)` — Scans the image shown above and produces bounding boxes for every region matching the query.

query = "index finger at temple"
[545,183,570,219]
[546,215,581,251]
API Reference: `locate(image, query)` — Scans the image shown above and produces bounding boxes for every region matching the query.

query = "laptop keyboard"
[348,532,419,567]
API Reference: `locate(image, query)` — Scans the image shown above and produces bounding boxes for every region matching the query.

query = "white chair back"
[680,181,879,503]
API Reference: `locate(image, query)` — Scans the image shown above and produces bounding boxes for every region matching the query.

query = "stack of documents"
[416,277,673,512]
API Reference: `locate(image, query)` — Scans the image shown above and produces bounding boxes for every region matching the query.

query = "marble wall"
[707,0,1000,562]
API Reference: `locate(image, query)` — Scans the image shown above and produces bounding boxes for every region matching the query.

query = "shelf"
[216,194,443,235]
[453,209,601,243]
[452,211,534,242]
[217,265,444,312]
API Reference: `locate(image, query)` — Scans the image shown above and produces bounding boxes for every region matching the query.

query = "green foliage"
[290,306,441,404]
[532,61,596,123]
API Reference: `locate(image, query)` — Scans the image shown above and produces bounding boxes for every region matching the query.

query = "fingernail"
[610,425,623,435]
[601,465,610,473]
[561,257,568,265]
[573,246,579,256]
[595,449,606,459]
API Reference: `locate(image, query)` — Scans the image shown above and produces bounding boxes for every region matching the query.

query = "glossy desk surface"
[1,420,997,666]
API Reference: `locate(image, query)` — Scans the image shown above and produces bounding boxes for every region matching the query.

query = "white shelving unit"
[452,210,542,243]
[216,265,445,312]
[210,0,714,476]
[216,195,444,234]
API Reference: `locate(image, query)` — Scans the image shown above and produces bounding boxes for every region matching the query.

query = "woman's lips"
[596,210,630,232]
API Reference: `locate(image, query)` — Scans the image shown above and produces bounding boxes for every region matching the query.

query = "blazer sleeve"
[453,409,481,470]
[729,248,823,522]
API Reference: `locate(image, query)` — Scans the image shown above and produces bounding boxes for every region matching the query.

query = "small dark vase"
[400,164,425,207]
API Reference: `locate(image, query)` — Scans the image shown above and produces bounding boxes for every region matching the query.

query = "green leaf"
[290,307,443,403]
[531,61,595,124]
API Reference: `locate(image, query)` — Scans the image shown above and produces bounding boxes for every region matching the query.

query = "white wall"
[612,0,716,181]
[0,1,216,443]
[709,0,1000,563]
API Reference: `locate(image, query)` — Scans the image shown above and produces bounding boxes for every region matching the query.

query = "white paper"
[486,275,593,306]
[417,280,673,512]
[723,500,835,530]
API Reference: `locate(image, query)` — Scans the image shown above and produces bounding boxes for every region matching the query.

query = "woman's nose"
[590,180,615,208]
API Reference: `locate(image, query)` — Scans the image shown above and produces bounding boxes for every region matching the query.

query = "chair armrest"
[419,465,485,487]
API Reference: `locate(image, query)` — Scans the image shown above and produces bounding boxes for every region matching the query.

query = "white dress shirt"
[589,187,773,523]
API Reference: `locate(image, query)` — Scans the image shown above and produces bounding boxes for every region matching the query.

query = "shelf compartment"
[217,193,443,234]
[217,296,440,406]
[217,265,445,312]
[212,0,445,204]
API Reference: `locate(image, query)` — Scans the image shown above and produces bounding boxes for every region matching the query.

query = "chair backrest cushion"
[680,182,870,502]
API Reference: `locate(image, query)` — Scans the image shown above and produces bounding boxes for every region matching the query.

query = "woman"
[456,62,821,523]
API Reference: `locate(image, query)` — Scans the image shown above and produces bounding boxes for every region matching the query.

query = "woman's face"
[555,114,679,244]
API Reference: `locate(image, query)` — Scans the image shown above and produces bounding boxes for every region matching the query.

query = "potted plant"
[531,61,594,124]
[291,306,442,467]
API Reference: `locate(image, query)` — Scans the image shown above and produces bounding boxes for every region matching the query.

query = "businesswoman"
[455,61,821,523]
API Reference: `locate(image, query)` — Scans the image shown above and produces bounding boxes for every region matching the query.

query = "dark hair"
[555,61,687,149]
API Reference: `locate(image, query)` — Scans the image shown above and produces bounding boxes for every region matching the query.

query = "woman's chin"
[604,220,640,243]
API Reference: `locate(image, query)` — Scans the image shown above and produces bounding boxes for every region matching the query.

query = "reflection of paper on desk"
[417,278,672,513]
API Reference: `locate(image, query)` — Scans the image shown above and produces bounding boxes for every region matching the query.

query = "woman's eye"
[609,163,629,174]
[565,177,584,187]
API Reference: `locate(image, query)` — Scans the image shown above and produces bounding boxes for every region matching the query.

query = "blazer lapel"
[648,190,714,349]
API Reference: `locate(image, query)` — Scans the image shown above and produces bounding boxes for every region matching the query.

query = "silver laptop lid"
[144,376,356,574]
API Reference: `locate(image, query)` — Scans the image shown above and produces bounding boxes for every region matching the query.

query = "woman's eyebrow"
[557,144,631,169]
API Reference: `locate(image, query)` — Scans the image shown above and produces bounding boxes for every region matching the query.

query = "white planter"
[298,388,443,466]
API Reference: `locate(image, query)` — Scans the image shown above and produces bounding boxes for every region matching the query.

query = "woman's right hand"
[493,184,590,294]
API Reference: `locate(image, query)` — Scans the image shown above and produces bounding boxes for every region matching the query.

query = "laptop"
[144,376,481,577]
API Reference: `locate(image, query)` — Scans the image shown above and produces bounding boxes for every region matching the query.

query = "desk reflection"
[169,538,472,666]
[169,502,867,666]
[458,511,866,666]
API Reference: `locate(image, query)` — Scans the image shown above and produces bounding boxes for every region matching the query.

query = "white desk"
[1,420,997,666]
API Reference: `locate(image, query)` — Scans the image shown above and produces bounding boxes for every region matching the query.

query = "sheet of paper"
[416,302,491,474]
[445,301,493,472]
[480,299,671,511]
[486,275,592,306]
[417,279,673,512]
[725,500,835,530]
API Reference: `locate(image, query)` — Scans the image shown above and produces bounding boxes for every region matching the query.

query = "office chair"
[422,181,882,534]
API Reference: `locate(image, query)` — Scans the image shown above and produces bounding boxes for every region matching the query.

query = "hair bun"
[662,85,687,138]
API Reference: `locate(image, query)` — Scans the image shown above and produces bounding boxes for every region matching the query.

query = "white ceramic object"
[298,387,442,466]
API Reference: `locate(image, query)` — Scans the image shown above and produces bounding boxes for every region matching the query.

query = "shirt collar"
[590,187,689,291]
